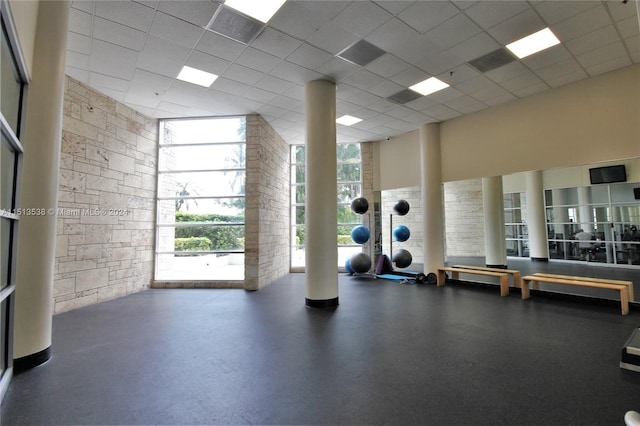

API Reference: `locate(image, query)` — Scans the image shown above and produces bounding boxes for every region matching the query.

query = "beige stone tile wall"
[381,186,424,265]
[54,77,157,313]
[443,179,485,257]
[244,115,290,290]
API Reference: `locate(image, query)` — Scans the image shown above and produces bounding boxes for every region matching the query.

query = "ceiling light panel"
[336,115,362,126]
[409,77,450,96]
[177,66,218,87]
[209,6,265,44]
[506,28,561,59]
[224,0,286,23]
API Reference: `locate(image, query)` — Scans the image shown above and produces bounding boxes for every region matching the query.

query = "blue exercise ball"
[393,225,410,242]
[345,258,354,274]
[393,199,410,216]
[350,252,372,274]
[392,249,412,269]
[350,197,369,214]
[350,225,370,244]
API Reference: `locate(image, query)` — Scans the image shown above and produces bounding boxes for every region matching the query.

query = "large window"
[155,117,246,280]
[291,143,363,269]
[1,8,26,401]
[504,192,528,257]
[545,183,640,265]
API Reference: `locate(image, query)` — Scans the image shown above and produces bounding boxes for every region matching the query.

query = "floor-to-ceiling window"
[0,7,27,400]
[155,117,246,281]
[290,143,363,270]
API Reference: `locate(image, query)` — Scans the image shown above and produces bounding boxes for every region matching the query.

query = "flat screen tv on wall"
[589,165,627,184]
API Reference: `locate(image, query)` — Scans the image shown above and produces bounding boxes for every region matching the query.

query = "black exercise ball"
[393,199,410,216]
[392,249,412,269]
[351,197,369,215]
[350,252,372,273]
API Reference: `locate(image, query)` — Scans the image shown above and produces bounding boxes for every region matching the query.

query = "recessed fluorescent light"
[336,115,362,126]
[176,66,218,87]
[409,77,450,96]
[506,28,560,59]
[224,0,286,23]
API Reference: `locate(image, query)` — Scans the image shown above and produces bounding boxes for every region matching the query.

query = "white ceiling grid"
[65,0,640,145]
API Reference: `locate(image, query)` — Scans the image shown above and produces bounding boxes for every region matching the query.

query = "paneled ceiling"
[66,0,640,144]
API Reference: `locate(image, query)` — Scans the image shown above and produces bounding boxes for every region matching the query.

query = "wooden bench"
[532,273,634,301]
[436,267,510,296]
[521,274,630,315]
[452,264,522,288]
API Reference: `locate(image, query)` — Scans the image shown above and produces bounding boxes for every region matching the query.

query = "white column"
[482,176,507,268]
[304,80,338,308]
[419,123,445,278]
[525,171,549,261]
[14,0,70,368]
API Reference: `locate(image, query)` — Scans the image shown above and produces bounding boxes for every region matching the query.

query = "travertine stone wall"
[443,179,485,257]
[244,115,290,290]
[54,76,157,313]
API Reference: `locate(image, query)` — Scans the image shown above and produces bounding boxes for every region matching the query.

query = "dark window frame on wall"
[0,2,29,402]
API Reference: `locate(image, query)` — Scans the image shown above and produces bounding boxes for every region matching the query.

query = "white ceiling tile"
[90,40,139,80]
[89,72,130,92]
[456,75,495,93]
[534,1,600,26]
[305,21,360,55]
[332,2,393,38]
[94,17,147,51]
[367,80,405,98]
[584,54,633,78]
[397,1,459,34]
[604,0,638,22]
[368,98,397,113]
[469,84,512,103]
[365,54,412,78]
[423,104,461,121]
[162,80,208,106]
[500,72,545,93]
[286,44,335,71]
[243,87,278,104]
[521,45,571,71]
[341,70,386,90]
[95,0,155,32]
[211,77,250,96]
[389,66,431,87]
[236,48,282,73]
[483,61,530,83]
[149,12,204,49]
[269,61,323,85]
[299,1,351,21]
[137,36,190,78]
[545,69,589,88]
[487,9,546,45]
[512,82,549,98]
[197,31,246,62]
[155,101,192,115]
[223,64,264,85]
[483,93,517,107]
[425,13,482,51]
[576,41,629,69]
[131,69,174,94]
[251,28,304,59]
[317,57,360,82]
[254,75,293,95]
[564,26,623,57]
[552,5,611,42]
[535,58,587,82]
[157,0,220,28]
[367,18,420,53]
[449,32,501,62]
[68,32,92,55]
[66,67,90,84]
[372,1,413,15]
[464,1,531,29]
[618,15,640,39]
[624,35,640,55]
[95,87,126,102]
[269,95,303,111]
[68,8,93,36]
[416,49,465,76]
[185,51,231,76]
[71,1,95,14]
[269,1,330,40]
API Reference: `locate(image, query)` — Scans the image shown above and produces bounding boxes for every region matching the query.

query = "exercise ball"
[350,252,371,274]
[392,249,412,268]
[393,225,410,242]
[393,199,410,216]
[350,225,370,244]
[351,197,369,214]
[345,258,354,274]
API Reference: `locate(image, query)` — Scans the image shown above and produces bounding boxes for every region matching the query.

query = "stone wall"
[443,179,485,257]
[54,76,157,313]
[381,186,423,266]
[244,115,290,290]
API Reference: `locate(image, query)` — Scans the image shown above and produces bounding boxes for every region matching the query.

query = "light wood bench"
[452,265,522,288]
[521,274,630,315]
[437,267,510,296]
[532,273,634,301]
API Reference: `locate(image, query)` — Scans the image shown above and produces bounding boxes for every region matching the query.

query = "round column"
[419,123,445,277]
[525,171,549,261]
[482,176,507,268]
[304,80,338,308]
[13,0,70,370]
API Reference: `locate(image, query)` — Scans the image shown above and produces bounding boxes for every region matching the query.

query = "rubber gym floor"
[2,258,639,425]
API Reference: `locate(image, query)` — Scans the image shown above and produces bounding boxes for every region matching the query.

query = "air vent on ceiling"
[387,89,422,105]
[337,39,386,67]
[468,48,516,73]
[208,5,264,44]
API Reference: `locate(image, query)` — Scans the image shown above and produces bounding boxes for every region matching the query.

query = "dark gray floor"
[2,262,640,425]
